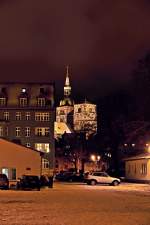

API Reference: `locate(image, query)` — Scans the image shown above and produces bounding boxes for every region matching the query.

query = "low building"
[0,138,42,185]
[124,153,150,183]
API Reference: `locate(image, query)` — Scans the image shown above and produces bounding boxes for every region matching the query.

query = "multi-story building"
[0,83,55,175]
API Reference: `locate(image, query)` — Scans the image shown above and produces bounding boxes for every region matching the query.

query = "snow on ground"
[0,182,149,225]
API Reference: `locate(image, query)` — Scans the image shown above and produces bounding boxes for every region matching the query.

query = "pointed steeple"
[59,66,74,106]
[65,65,70,86]
[64,65,71,97]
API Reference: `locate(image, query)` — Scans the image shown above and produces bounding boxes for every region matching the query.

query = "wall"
[0,139,41,180]
[125,158,150,182]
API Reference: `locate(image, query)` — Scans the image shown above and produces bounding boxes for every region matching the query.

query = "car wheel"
[90,180,97,185]
[112,180,119,186]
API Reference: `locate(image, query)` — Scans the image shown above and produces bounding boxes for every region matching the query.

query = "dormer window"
[37,98,45,107]
[19,88,28,107]
[19,97,28,107]
[0,97,6,106]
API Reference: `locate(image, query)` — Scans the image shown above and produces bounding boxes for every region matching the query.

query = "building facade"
[0,83,55,174]
[124,153,150,183]
[0,138,41,185]
[74,100,97,139]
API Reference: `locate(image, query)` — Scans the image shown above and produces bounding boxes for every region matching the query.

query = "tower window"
[78,108,81,113]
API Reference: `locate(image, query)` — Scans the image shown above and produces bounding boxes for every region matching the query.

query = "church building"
[56,67,97,139]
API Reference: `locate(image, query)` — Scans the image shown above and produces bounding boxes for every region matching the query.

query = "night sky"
[0,0,150,100]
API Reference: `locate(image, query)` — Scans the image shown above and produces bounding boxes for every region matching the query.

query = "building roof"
[0,138,42,155]
[124,152,150,161]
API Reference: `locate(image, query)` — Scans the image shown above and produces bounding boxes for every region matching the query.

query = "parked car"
[40,175,53,188]
[17,175,41,190]
[0,174,9,190]
[85,171,121,186]
[55,171,84,182]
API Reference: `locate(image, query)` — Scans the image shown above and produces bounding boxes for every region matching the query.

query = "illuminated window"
[1,168,16,180]
[2,168,9,178]
[35,143,50,153]
[16,127,21,137]
[4,112,9,120]
[42,159,49,169]
[25,112,30,120]
[0,127,3,137]
[16,112,21,120]
[25,127,30,137]
[141,163,147,175]
[45,143,50,153]
[35,143,42,151]
[35,112,50,121]
[35,127,50,136]
[45,128,50,136]
[19,98,28,107]
[35,128,42,136]
[37,98,45,107]
[0,98,6,106]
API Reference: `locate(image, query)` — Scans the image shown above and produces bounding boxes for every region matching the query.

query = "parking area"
[53,181,150,193]
[0,181,149,225]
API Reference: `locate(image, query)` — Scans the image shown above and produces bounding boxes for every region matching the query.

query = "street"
[0,182,150,225]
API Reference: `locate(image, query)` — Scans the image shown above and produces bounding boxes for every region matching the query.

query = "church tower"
[56,66,74,125]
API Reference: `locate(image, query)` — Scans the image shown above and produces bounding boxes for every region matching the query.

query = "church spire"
[64,65,71,97]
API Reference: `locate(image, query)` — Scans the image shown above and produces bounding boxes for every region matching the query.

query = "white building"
[124,153,150,183]
[0,138,42,185]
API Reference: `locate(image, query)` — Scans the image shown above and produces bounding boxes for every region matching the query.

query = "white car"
[85,171,121,186]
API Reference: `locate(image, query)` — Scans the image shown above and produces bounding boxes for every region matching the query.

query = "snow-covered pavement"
[0,182,149,225]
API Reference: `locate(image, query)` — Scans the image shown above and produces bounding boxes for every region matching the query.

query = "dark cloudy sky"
[0,0,150,100]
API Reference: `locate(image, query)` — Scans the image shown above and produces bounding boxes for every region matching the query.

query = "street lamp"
[90,154,101,170]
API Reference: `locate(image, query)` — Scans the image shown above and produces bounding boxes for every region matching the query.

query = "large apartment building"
[0,83,55,174]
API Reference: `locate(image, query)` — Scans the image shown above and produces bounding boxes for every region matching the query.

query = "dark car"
[17,175,41,190]
[0,174,9,190]
[55,171,84,182]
